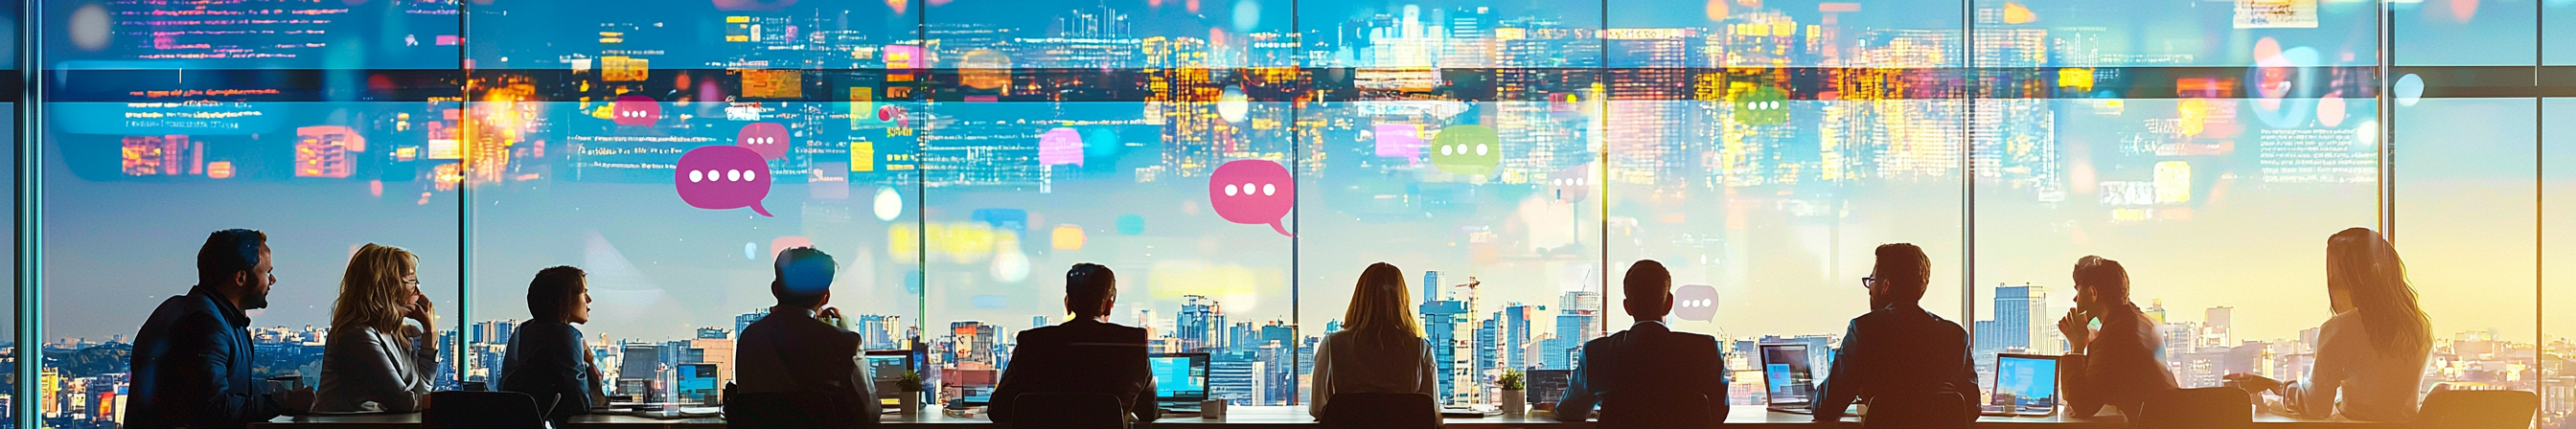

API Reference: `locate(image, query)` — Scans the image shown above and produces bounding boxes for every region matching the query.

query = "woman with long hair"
[312,244,440,413]
[1308,262,1439,419]
[498,266,603,420]
[2224,227,2433,421]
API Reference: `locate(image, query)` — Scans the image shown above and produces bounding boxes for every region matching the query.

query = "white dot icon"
[1440,145,1453,156]
[724,169,737,181]
[1261,184,1276,195]
[689,170,703,183]
[743,170,756,181]
[1241,183,1255,194]
[1225,184,1239,196]
[1475,144,1488,155]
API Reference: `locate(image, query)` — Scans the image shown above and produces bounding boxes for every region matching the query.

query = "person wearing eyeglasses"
[1811,243,1978,424]
[313,244,441,413]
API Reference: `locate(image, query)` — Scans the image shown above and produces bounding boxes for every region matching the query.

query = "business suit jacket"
[312,326,438,413]
[987,318,1160,424]
[1554,321,1732,424]
[125,285,289,429]
[2063,302,2178,418]
[733,307,878,419]
[1814,305,1980,421]
[498,320,601,419]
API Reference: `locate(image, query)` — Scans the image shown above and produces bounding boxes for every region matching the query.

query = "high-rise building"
[1180,295,1224,352]
[1500,304,1539,370]
[2204,306,2235,350]
[735,308,770,336]
[951,321,1001,369]
[1420,298,1473,404]
[1547,290,1603,371]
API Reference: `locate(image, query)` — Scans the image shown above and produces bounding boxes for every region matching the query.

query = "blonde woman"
[2225,228,2433,421]
[1308,262,1438,419]
[312,244,440,413]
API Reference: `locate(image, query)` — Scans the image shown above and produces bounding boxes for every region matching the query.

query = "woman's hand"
[2223,373,2285,395]
[402,294,437,325]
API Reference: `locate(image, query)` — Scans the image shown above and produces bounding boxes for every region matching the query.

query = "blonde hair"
[1342,262,1424,345]
[2327,228,2430,357]
[332,243,419,336]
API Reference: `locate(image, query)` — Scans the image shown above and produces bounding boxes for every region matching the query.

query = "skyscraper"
[1180,295,1224,352]
[1419,298,1472,404]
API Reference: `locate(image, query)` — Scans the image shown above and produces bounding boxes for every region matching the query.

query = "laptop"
[1981,353,2061,417]
[863,350,913,410]
[1149,352,1212,413]
[674,364,719,405]
[1760,344,1822,415]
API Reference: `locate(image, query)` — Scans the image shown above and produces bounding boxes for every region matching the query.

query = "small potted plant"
[896,371,926,415]
[1497,370,1528,418]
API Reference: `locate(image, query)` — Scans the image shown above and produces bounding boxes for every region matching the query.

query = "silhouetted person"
[314,244,440,413]
[499,266,604,420]
[989,263,1160,424]
[1554,260,1730,425]
[1308,262,1438,419]
[2224,228,2432,422]
[1813,243,1977,423]
[2054,256,2177,418]
[732,248,879,425]
[126,229,314,429]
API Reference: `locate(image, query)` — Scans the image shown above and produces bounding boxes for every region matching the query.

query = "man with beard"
[126,229,315,429]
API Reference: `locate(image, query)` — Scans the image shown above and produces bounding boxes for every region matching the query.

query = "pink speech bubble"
[675,146,773,216]
[737,123,791,160]
[612,95,661,126]
[1038,127,1083,167]
[1208,159,1294,237]
[1373,124,1422,158]
[1674,284,1719,322]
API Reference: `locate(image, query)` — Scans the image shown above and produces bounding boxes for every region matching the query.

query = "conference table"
[254,405,2403,428]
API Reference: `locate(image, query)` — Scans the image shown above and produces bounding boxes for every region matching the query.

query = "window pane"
[2394,98,2540,394]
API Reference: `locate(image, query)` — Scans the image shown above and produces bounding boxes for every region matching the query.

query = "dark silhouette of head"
[771,247,837,309]
[1064,263,1118,320]
[1869,243,1930,309]
[196,229,275,310]
[2071,256,2129,312]
[528,266,591,324]
[1622,260,1674,322]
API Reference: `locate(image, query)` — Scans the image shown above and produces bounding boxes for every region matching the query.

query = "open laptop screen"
[1149,352,1209,402]
[1989,354,2060,415]
[1760,344,1818,406]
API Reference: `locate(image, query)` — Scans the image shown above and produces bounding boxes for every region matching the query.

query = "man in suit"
[1553,260,1731,426]
[1813,243,1980,423]
[732,247,879,427]
[988,263,1160,424]
[2056,256,2178,417]
[126,229,315,429]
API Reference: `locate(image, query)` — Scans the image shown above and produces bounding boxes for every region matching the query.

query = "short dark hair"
[196,229,268,286]
[2072,256,2129,302]
[1873,243,1931,302]
[772,247,837,307]
[1066,263,1117,318]
[527,266,587,322]
[1622,260,1672,302]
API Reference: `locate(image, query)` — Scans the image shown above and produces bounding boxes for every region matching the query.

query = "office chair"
[1319,393,1441,429]
[2416,389,2538,429]
[725,391,878,428]
[2132,387,2252,429]
[1860,391,1971,429]
[1008,393,1130,429]
[1598,393,1720,429]
[424,391,548,429]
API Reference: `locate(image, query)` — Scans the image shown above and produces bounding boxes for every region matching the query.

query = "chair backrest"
[1598,393,1716,429]
[2417,389,2539,429]
[2133,387,2252,429]
[1319,393,1441,429]
[1860,391,1971,429]
[425,391,547,429]
[1008,392,1129,429]
[724,391,879,429]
